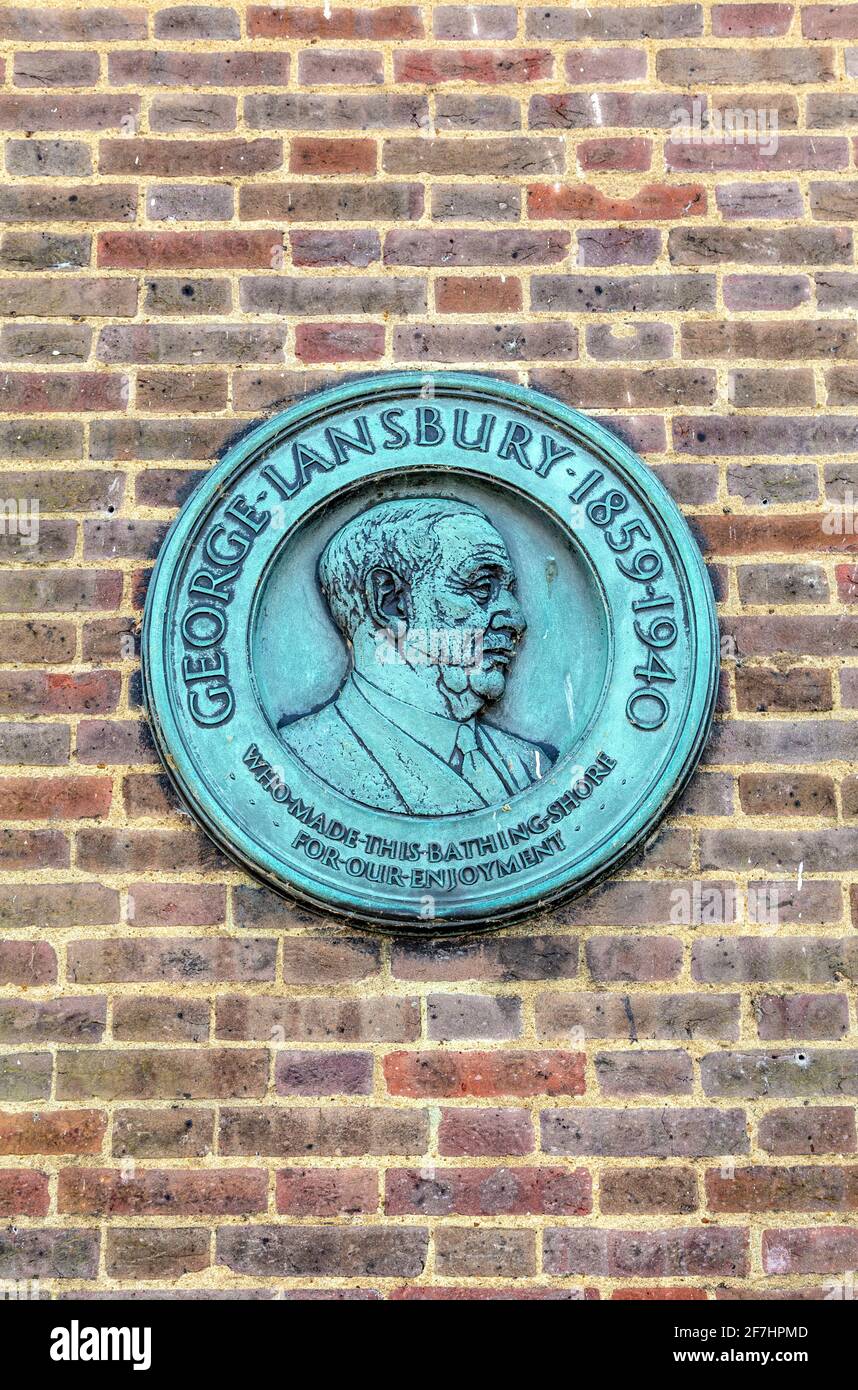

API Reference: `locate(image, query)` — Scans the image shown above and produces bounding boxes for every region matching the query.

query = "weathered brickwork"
[0,0,857,1300]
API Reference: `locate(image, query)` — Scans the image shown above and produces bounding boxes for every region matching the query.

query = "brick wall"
[0,0,857,1300]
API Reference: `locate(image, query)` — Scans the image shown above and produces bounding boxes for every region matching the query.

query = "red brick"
[435,276,523,313]
[0,9,147,41]
[217,1224,427,1278]
[0,1169,49,1217]
[586,936,682,982]
[0,940,56,986]
[565,47,648,81]
[57,1049,268,1101]
[217,994,418,1043]
[595,1049,693,1096]
[289,137,376,175]
[707,1165,854,1212]
[577,137,652,172]
[528,183,706,220]
[150,94,236,132]
[695,513,853,554]
[526,5,704,40]
[295,322,384,363]
[438,1108,534,1156]
[613,1287,708,1300]
[59,1168,268,1216]
[112,997,209,1044]
[136,369,227,413]
[545,1226,748,1278]
[394,49,552,83]
[386,1166,591,1216]
[657,46,832,83]
[393,1285,596,1300]
[68,936,275,984]
[126,883,226,927]
[803,5,858,38]
[13,50,100,88]
[275,1050,373,1096]
[243,182,421,222]
[106,1227,211,1280]
[714,4,793,36]
[276,1167,378,1216]
[0,829,68,872]
[391,934,577,982]
[754,993,849,1040]
[0,996,105,1044]
[0,775,111,820]
[601,1167,698,1215]
[0,882,118,930]
[155,6,241,40]
[763,1227,858,1274]
[434,5,516,39]
[98,231,282,269]
[108,50,289,87]
[0,1108,106,1155]
[100,137,281,176]
[0,371,126,413]
[290,230,380,268]
[383,1050,585,1097]
[298,50,383,85]
[0,670,119,716]
[76,828,227,873]
[0,95,139,131]
[248,6,423,39]
[543,1106,748,1157]
[112,1108,213,1160]
[738,772,836,817]
[384,138,563,177]
[758,1106,857,1155]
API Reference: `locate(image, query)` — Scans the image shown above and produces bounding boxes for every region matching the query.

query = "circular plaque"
[142,372,718,931]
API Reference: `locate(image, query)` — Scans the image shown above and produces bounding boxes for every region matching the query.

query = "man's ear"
[366,566,408,628]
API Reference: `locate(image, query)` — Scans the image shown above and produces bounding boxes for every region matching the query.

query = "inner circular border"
[246,466,615,805]
[142,371,719,932]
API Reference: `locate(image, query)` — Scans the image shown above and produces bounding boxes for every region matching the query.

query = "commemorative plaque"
[142,372,718,931]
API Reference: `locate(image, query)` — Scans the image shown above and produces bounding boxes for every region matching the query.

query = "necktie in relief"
[449,723,509,803]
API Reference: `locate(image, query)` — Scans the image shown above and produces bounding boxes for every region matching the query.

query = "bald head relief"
[317,496,526,721]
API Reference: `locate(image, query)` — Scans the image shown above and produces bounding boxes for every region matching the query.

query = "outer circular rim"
[142,371,719,934]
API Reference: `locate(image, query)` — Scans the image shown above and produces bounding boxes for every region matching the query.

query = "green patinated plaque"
[142,372,718,931]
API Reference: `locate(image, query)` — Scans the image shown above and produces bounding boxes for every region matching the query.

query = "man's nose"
[491,589,526,638]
